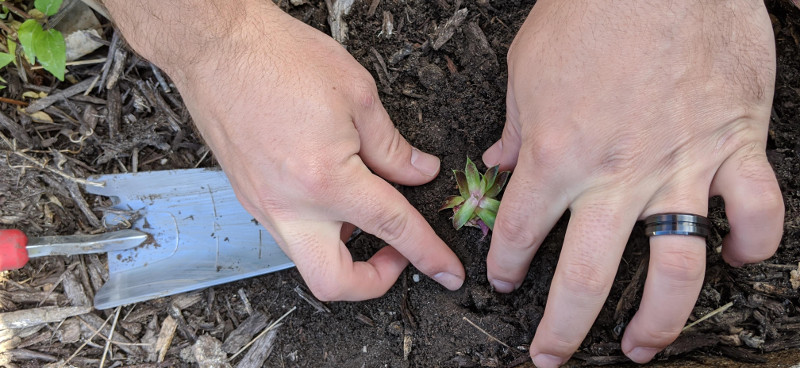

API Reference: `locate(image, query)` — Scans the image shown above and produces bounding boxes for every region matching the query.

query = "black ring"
[644,213,710,238]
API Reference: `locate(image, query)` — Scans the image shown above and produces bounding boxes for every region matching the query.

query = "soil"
[1,0,800,367]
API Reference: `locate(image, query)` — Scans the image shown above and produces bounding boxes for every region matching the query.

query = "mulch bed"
[1,0,800,367]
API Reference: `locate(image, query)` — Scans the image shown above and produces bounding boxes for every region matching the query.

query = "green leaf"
[8,39,16,62]
[32,27,65,80]
[453,170,469,198]
[474,207,497,230]
[0,52,14,69]
[35,0,63,16]
[452,198,478,230]
[464,158,481,194]
[478,197,500,212]
[483,165,499,192]
[18,19,40,63]
[485,171,509,198]
[439,195,465,211]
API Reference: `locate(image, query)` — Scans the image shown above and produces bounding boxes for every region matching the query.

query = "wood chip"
[167,304,196,343]
[325,0,356,44]
[293,286,331,314]
[171,292,203,310]
[234,328,278,368]
[237,289,253,316]
[366,0,380,17]
[105,85,121,139]
[192,334,231,368]
[155,315,177,363]
[432,8,468,50]
[0,110,34,147]
[222,312,269,354]
[62,267,91,307]
[140,316,158,362]
[0,305,92,329]
[79,313,144,357]
[25,78,96,113]
[56,318,81,344]
[0,348,58,363]
[105,47,128,90]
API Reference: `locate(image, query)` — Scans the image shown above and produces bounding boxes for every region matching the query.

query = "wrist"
[103,0,281,84]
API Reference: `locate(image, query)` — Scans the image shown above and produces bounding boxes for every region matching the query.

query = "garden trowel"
[84,168,294,310]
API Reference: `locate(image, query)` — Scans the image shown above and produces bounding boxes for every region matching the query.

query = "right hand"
[106,0,465,300]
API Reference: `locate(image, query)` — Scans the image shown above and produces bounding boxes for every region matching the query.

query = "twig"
[83,74,101,96]
[293,286,330,313]
[462,316,510,348]
[0,96,29,106]
[0,1,31,19]
[682,301,734,332]
[31,58,107,70]
[100,306,122,368]
[0,137,105,187]
[76,316,153,347]
[64,313,115,366]
[0,305,92,329]
[228,306,296,361]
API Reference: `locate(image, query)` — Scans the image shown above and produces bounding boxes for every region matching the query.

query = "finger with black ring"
[621,199,709,363]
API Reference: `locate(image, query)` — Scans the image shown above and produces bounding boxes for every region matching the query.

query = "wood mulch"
[2,0,800,367]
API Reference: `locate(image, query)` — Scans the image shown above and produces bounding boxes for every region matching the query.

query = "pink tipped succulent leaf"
[440,158,510,235]
[485,171,509,198]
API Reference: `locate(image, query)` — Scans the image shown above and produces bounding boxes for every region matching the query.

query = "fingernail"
[728,260,744,268]
[483,140,502,166]
[531,353,563,368]
[411,148,440,177]
[626,347,659,363]
[490,279,516,293]
[433,272,464,290]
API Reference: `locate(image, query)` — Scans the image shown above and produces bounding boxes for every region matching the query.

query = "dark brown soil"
[1,0,799,367]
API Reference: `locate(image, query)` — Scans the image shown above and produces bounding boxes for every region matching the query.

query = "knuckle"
[748,182,785,217]
[368,207,411,246]
[306,277,345,302]
[653,248,705,284]
[637,325,681,347]
[519,131,572,170]
[560,258,609,297]
[533,326,581,358]
[351,75,379,109]
[285,156,341,198]
[378,128,407,160]
[494,213,536,249]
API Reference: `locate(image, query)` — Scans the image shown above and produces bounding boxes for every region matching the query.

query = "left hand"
[483,1,784,366]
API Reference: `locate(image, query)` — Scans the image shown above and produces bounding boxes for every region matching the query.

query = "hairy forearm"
[101,0,277,81]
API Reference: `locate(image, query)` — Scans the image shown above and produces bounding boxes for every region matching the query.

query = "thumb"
[352,90,440,185]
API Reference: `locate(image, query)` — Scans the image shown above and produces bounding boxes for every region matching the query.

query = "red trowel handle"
[0,229,29,271]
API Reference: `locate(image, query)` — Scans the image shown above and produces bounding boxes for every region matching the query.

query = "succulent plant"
[440,158,510,237]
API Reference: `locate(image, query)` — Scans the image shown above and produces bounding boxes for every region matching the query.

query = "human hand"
[105,0,465,300]
[482,1,783,366]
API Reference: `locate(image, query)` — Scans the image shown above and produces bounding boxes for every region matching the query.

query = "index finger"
[338,163,466,291]
[278,220,411,301]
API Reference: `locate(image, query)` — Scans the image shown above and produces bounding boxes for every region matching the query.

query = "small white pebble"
[362,346,368,353]
[412,274,420,283]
